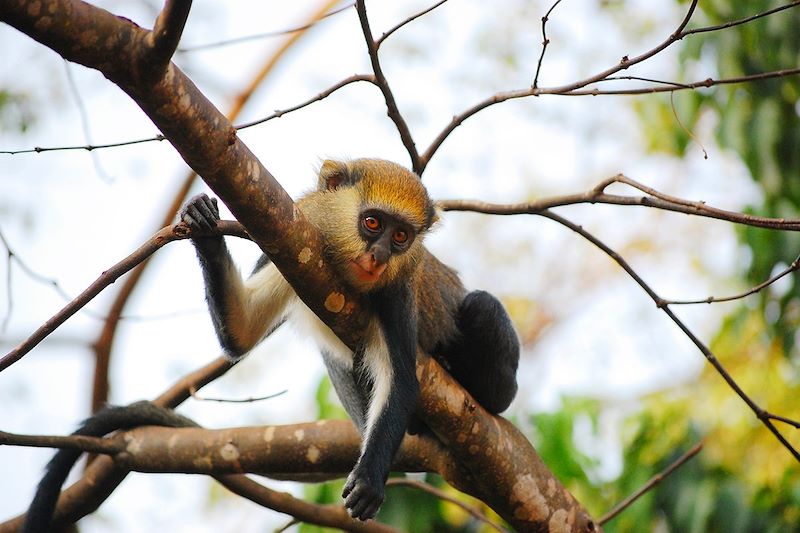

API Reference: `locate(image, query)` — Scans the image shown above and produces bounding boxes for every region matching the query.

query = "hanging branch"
[537,209,800,461]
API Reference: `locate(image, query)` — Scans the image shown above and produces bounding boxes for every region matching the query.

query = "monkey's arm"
[342,285,419,520]
[23,402,197,533]
[181,194,293,357]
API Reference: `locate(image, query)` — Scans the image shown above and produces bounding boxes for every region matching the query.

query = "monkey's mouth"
[349,260,387,283]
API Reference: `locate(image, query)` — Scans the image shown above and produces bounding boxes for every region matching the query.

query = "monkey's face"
[345,209,418,291]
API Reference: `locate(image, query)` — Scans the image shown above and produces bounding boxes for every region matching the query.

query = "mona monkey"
[179,159,520,520]
[21,159,519,529]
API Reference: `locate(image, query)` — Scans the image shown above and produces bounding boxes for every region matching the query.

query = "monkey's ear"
[318,159,352,191]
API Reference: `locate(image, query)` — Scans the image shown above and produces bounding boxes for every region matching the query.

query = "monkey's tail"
[22,401,197,533]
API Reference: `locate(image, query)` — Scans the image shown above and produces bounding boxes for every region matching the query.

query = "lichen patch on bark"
[511,474,549,522]
[324,292,345,313]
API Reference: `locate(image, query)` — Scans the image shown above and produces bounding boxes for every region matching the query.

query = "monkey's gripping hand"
[180,193,220,234]
[180,193,229,261]
[342,461,385,521]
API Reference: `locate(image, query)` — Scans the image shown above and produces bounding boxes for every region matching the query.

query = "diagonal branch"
[375,0,450,48]
[143,0,193,77]
[598,441,704,526]
[0,222,246,372]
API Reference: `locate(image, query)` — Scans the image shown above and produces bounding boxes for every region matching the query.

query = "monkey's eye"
[393,230,408,245]
[363,216,381,232]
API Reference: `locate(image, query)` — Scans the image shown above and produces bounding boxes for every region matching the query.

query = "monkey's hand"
[180,193,221,234]
[342,463,385,521]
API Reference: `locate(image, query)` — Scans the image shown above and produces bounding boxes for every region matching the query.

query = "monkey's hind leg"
[446,290,520,414]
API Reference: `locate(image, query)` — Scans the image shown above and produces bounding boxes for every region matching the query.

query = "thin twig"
[235,74,375,130]
[664,253,800,305]
[532,0,563,89]
[683,1,800,37]
[386,478,509,533]
[598,441,704,525]
[375,0,450,48]
[355,0,421,174]
[670,90,708,159]
[765,412,800,429]
[565,67,800,96]
[189,387,288,404]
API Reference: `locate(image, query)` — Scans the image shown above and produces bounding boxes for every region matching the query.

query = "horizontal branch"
[440,173,800,231]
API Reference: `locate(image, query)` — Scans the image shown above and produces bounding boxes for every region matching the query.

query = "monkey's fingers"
[182,194,219,232]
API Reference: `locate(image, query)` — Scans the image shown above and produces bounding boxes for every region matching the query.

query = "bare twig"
[669,91,708,159]
[683,1,800,37]
[189,386,288,403]
[532,0,563,89]
[564,67,800,96]
[598,441,704,525]
[375,0,450,48]
[664,253,800,305]
[765,413,800,429]
[0,74,375,156]
[354,0,421,174]
[63,60,112,182]
[441,173,800,231]
[386,478,509,533]
[235,74,376,130]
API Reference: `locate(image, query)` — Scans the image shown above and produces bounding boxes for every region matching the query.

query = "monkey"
[179,158,520,521]
[22,401,198,533]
